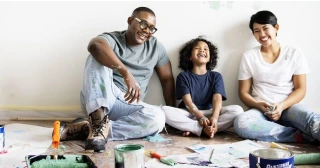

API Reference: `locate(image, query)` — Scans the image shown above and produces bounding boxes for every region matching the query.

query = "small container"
[114,144,144,168]
[249,148,294,168]
[0,125,5,152]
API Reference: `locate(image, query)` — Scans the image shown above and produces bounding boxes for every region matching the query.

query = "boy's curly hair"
[179,37,218,71]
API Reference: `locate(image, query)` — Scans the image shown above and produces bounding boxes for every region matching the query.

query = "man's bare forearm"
[162,78,175,106]
[88,37,128,75]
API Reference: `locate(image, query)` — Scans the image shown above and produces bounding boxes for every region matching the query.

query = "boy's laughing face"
[190,41,210,65]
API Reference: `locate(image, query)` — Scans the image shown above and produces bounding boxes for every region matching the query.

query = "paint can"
[114,144,144,168]
[0,125,5,152]
[249,148,294,168]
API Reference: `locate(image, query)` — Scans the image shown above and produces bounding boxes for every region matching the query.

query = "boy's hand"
[198,116,210,126]
[204,123,218,138]
[210,118,218,136]
[203,118,219,138]
[204,126,214,138]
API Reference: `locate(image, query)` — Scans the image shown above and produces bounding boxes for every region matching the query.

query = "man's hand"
[265,102,283,121]
[122,70,141,104]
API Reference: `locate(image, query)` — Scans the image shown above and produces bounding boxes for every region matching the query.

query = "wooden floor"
[1,119,320,168]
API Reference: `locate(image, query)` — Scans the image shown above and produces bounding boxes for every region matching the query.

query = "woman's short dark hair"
[249,10,277,32]
[179,37,218,71]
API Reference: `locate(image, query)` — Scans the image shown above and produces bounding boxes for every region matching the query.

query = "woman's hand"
[265,102,283,121]
[256,101,272,113]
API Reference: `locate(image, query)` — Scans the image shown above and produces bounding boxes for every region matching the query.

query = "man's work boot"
[85,108,109,152]
[59,118,90,141]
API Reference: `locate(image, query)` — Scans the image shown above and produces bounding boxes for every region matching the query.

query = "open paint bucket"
[115,144,144,168]
[249,148,294,168]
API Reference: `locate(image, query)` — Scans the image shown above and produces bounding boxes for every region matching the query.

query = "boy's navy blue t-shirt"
[176,70,227,110]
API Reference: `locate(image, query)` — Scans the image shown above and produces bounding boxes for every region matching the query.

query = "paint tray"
[25,155,98,168]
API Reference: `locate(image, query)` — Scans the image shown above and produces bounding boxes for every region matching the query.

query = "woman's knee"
[233,112,256,133]
[309,113,320,140]
[234,113,245,131]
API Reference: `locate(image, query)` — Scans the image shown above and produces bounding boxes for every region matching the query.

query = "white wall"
[0,1,319,113]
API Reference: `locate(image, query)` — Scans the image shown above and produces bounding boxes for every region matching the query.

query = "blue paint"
[195,147,206,151]
[143,134,170,142]
[13,130,25,133]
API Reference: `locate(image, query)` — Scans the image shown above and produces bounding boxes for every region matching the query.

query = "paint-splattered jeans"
[80,56,165,141]
[234,104,320,143]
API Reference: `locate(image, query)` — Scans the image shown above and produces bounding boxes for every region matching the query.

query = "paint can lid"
[114,144,144,152]
[251,148,293,159]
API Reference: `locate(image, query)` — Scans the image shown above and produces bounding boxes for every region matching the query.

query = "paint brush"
[150,152,177,166]
[209,149,215,162]
[52,121,60,160]
[270,142,288,150]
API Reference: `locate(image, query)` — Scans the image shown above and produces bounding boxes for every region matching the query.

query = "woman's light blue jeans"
[80,56,165,141]
[234,104,320,143]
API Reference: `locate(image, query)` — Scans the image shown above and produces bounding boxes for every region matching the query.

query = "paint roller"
[52,121,60,149]
[294,153,320,165]
[52,120,60,160]
[26,155,95,168]
[26,121,95,168]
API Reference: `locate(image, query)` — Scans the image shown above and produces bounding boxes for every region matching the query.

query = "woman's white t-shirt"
[238,45,310,104]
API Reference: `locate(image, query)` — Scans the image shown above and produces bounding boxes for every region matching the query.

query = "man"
[60,7,175,152]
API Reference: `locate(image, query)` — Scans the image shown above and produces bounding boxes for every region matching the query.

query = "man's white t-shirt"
[238,45,310,104]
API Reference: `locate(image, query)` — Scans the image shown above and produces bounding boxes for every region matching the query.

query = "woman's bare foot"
[203,126,214,138]
[182,131,191,136]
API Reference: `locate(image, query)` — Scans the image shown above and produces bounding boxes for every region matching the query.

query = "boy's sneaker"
[85,109,109,152]
[60,118,90,141]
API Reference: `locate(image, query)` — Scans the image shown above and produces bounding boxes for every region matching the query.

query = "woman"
[234,10,320,143]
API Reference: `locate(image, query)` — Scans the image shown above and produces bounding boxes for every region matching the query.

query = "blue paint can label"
[0,125,5,152]
[249,148,294,168]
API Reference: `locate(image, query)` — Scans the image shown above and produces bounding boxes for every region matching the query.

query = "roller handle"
[52,121,60,149]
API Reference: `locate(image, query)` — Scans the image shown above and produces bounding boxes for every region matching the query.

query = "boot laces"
[92,116,109,138]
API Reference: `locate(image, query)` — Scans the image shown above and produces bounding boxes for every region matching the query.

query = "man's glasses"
[133,17,157,34]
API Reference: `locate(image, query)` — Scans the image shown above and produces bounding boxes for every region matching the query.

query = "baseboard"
[0,106,81,112]
[0,106,86,121]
